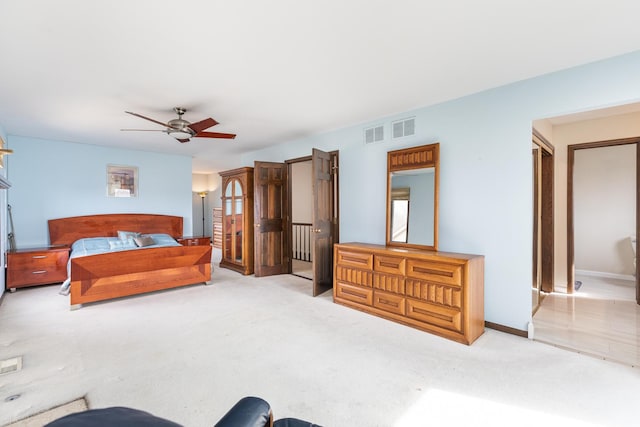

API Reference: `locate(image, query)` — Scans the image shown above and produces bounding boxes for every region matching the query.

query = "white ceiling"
[1,1,640,173]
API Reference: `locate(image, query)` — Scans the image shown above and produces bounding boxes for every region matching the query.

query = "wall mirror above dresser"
[386,143,439,251]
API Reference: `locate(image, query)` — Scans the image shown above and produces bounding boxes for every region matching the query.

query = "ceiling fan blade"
[125,111,169,128]
[188,118,218,134]
[195,131,236,139]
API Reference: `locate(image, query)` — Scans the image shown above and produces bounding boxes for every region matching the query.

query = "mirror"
[386,143,439,251]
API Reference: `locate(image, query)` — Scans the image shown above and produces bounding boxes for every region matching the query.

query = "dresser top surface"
[335,242,483,261]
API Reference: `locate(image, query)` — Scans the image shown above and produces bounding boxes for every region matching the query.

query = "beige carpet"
[4,398,86,427]
[1,267,639,426]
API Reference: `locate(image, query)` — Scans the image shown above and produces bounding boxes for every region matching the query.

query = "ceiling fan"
[122,107,236,143]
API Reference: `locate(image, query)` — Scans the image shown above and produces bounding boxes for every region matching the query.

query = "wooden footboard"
[70,245,212,307]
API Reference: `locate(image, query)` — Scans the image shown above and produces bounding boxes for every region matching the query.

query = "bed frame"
[48,213,212,308]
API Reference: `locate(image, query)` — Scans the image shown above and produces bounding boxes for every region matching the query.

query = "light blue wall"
[242,49,640,331]
[8,136,193,246]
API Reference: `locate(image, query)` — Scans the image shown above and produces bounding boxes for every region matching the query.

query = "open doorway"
[567,139,638,299]
[532,106,640,365]
[285,150,339,295]
[290,159,313,280]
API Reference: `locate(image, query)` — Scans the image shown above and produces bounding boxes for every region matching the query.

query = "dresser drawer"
[335,265,373,288]
[335,249,373,270]
[374,255,406,275]
[335,281,373,306]
[373,290,405,315]
[406,298,462,333]
[406,259,462,287]
[373,272,405,295]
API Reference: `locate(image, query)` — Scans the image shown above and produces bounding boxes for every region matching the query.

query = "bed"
[48,213,212,308]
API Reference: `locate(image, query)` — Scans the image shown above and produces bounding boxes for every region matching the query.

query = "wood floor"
[533,275,639,367]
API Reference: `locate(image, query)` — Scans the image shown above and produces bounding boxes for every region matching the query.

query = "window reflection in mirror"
[390,188,410,242]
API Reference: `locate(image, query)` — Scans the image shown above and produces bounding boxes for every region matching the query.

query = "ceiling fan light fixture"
[167,129,193,140]
[124,108,235,142]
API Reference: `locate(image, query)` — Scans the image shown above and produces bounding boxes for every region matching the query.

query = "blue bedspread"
[59,233,181,295]
[69,233,180,258]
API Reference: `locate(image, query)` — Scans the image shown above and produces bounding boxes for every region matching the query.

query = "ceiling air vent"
[392,117,415,139]
[364,125,384,144]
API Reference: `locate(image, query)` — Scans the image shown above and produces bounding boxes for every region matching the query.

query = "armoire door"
[254,161,288,277]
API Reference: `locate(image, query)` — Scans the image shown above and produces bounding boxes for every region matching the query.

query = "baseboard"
[484,321,528,338]
[575,269,635,282]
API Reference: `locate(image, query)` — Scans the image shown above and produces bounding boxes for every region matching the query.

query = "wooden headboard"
[48,213,183,245]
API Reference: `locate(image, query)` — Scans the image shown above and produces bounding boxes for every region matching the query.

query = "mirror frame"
[386,143,439,251]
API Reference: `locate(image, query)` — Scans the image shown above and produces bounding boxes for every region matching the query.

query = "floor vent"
[0,356,23,375]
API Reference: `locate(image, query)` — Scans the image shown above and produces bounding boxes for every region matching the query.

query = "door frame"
[286,150,340,281]
[567,136,639,303]
[532,130,554,298]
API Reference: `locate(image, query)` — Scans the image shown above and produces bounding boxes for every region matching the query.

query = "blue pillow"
[117,230,140,241]
[108,238,136,250]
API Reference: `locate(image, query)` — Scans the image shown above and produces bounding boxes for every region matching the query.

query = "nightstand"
[6,246,70,291]
[177,236,211,246]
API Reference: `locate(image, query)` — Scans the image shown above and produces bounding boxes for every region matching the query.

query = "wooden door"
[254,161,288,277]
[312,148,334,296]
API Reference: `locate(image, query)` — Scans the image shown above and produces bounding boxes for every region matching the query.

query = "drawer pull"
[380,261,399,268]
[379,298,398,307]
[343,255,367,263]
[343,288,366,299]
[32,255,47,259]
[413,266,453,278]
[412,306,451,322]
[32,270,47,274]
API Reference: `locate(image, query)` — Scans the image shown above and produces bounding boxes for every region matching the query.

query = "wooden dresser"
[333,242,484,345]
[6,246,70,291]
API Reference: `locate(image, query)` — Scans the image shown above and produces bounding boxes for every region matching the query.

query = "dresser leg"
[8,288,16,293]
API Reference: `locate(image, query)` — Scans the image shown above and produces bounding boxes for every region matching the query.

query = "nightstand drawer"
[7,248,69,288]
[8,251,66,268]
[177,237,211,246]
[8,267,67,288]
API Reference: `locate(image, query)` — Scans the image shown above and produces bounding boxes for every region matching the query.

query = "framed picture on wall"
[107,164,138,197]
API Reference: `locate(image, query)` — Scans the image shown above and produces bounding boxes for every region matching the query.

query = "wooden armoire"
[219,167,254,275]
